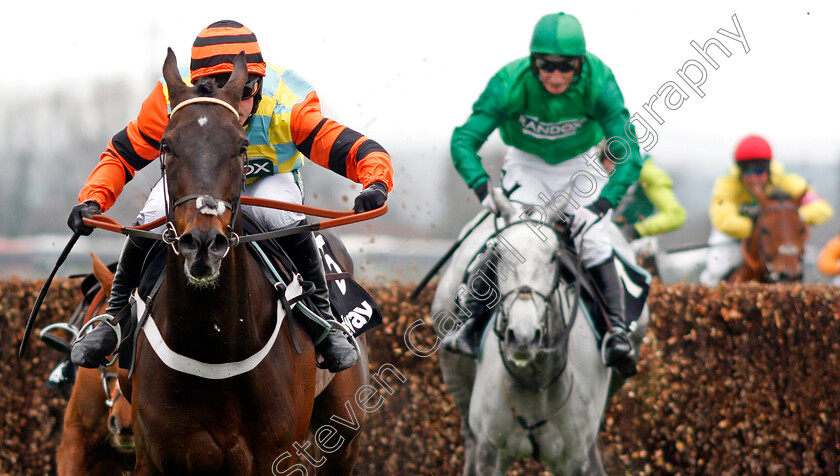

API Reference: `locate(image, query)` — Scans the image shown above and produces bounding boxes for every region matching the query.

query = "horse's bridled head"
[159,49,250,288]
[753,201,807,284]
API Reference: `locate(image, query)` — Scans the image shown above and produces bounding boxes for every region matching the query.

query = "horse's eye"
[239,141,249,155]
[161,141,172,155]
[759,227,770,236]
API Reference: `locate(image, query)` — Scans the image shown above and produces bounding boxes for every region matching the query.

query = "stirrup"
[314,320,360,369]
[75,314,122,367]
[39,322,80,354]
[600,328,633,365]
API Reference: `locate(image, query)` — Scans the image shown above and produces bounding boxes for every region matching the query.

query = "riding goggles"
[739,160,770,176]
[210,75,262,100]
[240,77,262,100]
[535,56,579,73]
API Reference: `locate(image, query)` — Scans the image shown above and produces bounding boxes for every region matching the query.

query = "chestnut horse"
[120,50,368,475]
[56,253,134,475]
[727,190,808,283]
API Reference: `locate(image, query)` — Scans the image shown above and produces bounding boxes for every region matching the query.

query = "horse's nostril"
[179,233,197,253]
[506,328,516,345]
[108,414,119,434]
[531,329,542,346]
[209,233,230,257]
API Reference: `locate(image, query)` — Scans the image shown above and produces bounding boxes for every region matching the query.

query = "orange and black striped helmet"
[190,20,266,80]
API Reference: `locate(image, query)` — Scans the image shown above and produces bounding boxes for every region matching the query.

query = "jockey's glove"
[67,200,101,236]
[473,181,489,202]
[474,182,505,216]
[621,223,641,241]
[568,197,612,239]
[353,181,388,213]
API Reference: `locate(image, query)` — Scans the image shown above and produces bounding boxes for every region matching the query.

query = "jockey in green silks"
[442,12,643,378]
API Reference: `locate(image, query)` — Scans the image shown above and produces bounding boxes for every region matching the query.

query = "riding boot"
[588,255,637,378]
[441,252,498,358]
[70,236,149,369]
[277,229,358,373]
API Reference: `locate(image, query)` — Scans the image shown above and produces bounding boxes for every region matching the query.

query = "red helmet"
[734,135,772,162]
[190,20,266,80]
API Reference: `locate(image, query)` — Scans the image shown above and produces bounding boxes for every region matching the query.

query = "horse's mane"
[767,188,793,202]
[192,77,218,97]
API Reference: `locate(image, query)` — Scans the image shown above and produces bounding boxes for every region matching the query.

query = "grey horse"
[431,190,649,475]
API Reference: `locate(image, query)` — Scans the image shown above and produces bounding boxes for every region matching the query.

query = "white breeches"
[698,228,743,286]
[135,173,306,230]
[501,146,613,267]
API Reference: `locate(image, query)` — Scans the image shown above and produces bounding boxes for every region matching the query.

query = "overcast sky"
[5,0,840,173]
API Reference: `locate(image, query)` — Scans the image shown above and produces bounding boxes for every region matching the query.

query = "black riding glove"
[620,223,641,241]
[473,181,489,202]
[67,200,101,236]
[353,181,388,213]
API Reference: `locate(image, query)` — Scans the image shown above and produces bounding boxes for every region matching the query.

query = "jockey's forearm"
[799,199,833,226]
[78,158,130,212]
[635,206,686,237]
[451,115,497,190]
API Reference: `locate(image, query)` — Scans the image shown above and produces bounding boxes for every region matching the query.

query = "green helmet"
[529,12,586,57]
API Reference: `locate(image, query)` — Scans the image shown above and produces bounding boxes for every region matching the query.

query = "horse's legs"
[569,441,606,476]
[474,438,506,476]
[56,422,90,476]
[309,337,370,476]
[438,350,478,476]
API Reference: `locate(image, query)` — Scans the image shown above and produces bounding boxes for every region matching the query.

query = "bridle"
[102,370,123,408]
[743,202,805,280]
[159,97,245,256]
[481,220,582,392]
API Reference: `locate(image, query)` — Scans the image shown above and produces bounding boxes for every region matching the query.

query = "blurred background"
[2,0,839,284]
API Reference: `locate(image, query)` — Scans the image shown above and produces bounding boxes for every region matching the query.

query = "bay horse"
[55,253,134,475]
[121,50,368,475]
[727,190,808,283]
[431,189,648,475]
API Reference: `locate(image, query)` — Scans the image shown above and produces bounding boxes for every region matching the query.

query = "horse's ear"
[162,47,188,104]
[794,187,809,208]
[90,252,114,297]
[219,52,247,106]
[540,193,570,228]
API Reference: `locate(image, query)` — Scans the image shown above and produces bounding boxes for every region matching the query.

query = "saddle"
[565,249,650,341]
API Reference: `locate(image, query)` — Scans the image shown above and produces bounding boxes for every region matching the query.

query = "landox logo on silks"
[244,157,275,179]
[519,115,587,139]
[314,232,383,337]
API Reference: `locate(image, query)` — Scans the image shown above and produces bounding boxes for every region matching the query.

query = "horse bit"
[159,97,245,256]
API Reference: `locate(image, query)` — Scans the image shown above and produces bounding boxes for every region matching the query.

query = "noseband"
[160,97,245,256]
[745,202,804,279]
[482,221,582,392]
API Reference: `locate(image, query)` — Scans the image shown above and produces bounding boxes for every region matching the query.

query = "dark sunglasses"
[210,75,262,100]
[241,77,262,100]
[740,164,769,176]
[535,57,578,73]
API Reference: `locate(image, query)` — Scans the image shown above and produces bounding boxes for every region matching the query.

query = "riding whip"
[409,210,491,301]
[18,232,81,359]
[662,240,737,254]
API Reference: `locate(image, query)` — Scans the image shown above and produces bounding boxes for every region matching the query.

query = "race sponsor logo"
[519,115,587,140]
[244,157,275,178]
[341,300,374,331]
